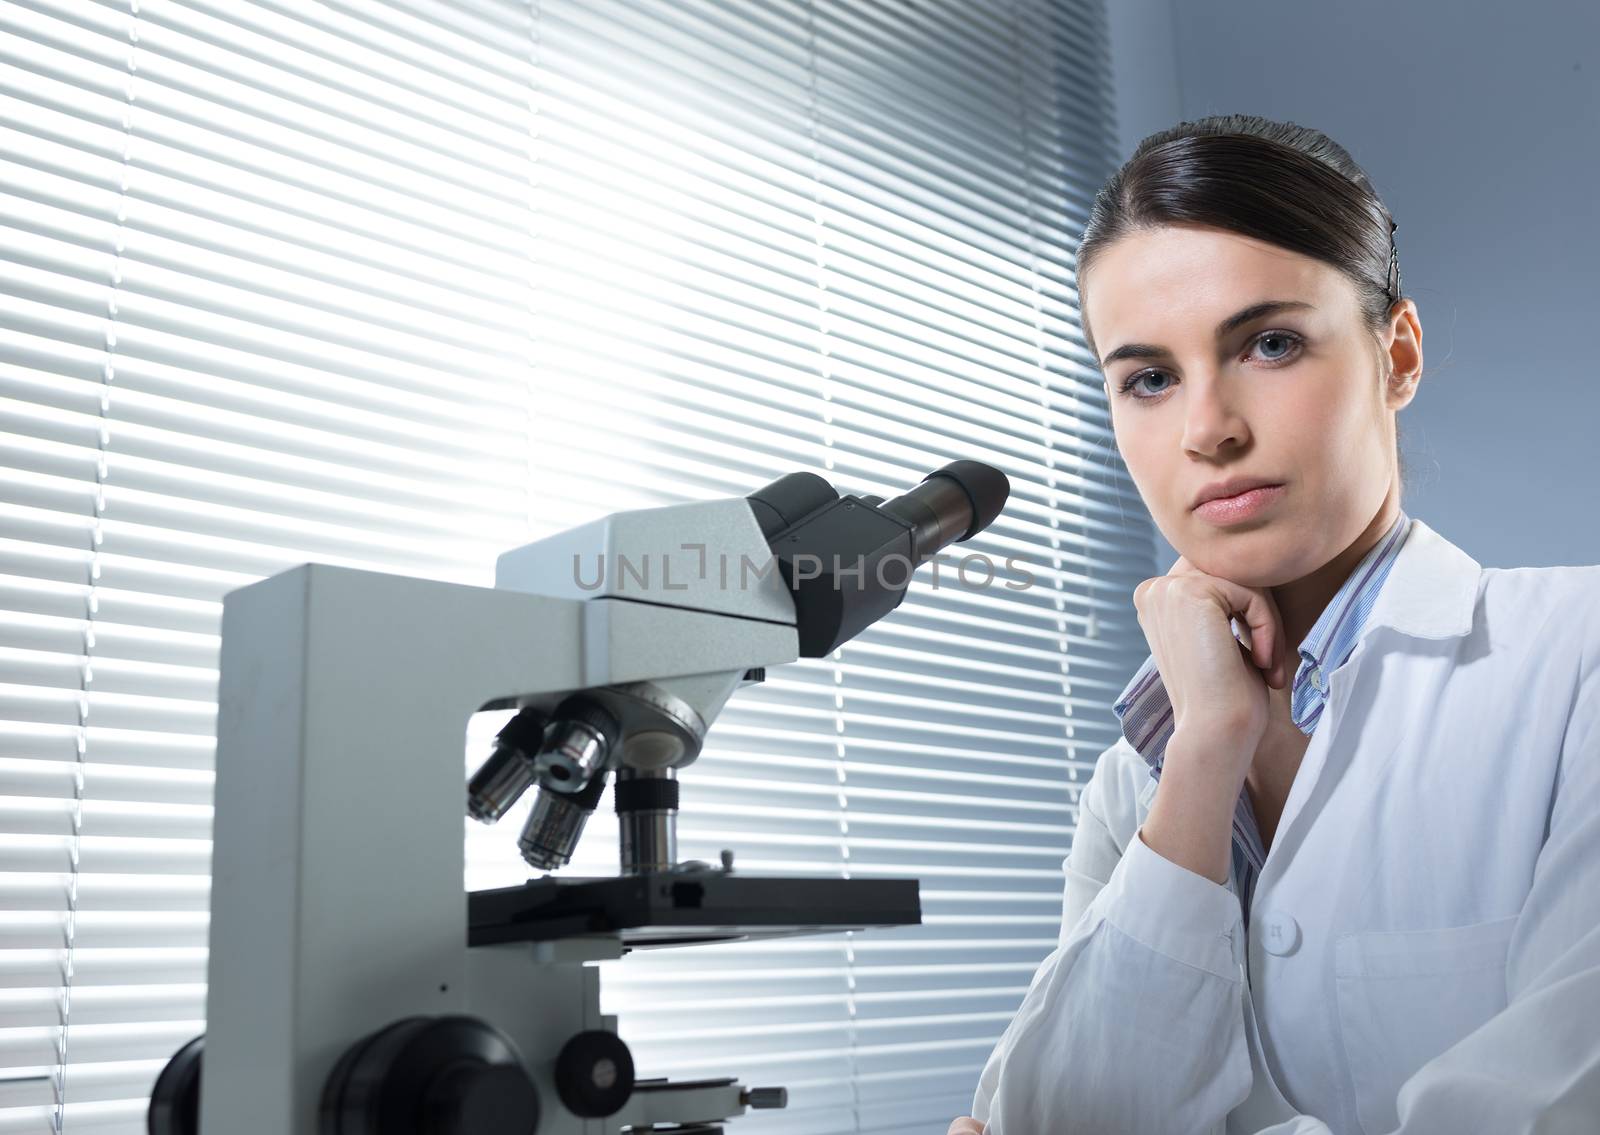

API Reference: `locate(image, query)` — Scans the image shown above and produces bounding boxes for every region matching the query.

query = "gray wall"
[1105,0,1599,572]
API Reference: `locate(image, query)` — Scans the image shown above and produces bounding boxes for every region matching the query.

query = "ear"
[1383,298,1424,410]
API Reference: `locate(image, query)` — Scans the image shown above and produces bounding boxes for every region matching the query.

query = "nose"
[1179,369,1250,456]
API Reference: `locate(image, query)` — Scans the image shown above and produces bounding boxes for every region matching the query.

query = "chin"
[1184,533,1303,587]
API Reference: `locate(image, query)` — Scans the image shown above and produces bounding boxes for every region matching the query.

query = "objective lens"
[535,696,621,794]
[466,709,548,824]
[518,770,608,871]
[538,720,607,791]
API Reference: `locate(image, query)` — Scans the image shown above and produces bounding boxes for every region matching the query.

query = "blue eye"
[1114,330,1306,404]
[1256,333,1296,360]
[1119,371,1174,398]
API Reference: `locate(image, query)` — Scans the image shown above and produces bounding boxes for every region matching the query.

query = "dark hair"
[1080,113,1410,486]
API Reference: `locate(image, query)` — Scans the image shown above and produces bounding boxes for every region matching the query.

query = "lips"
[1191,476,1284,510]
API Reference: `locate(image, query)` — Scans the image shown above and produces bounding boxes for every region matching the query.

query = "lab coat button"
[1260,910,1301,956]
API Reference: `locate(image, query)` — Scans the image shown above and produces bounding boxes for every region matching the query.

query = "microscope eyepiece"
[746,460,1011,657]
[926,459,1009,541]
[878,459,1010,564]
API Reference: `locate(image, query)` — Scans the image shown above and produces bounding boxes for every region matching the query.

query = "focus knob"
[426,1062,541,1133]
[147,1034,203,1135]
[321,1016,539,1135]
[554,1029,634,1118]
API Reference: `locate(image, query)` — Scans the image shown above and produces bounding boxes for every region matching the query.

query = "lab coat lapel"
[1256,519,1481,883]
[1356,518,1480,642]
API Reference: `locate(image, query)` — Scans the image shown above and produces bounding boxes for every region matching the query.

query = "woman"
[948,115,1600,1134]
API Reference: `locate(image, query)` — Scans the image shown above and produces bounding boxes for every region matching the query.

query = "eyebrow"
[1099,300,1316,369]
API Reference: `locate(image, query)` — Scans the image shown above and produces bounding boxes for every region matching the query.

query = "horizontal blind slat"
[0,0,1147,1127]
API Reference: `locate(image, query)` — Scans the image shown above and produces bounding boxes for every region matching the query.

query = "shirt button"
[1259,910,1301,956]
[1308,665,1326,693]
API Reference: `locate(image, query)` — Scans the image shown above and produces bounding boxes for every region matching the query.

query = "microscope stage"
[467,871,921,950]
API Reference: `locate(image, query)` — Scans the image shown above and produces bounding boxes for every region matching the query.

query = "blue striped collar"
[1113,509,1414,774]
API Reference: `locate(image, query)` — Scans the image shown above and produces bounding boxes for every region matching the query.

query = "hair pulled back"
[1078,114,1402,363]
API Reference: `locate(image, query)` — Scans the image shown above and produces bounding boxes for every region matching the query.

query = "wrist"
[1142,738,1249,885]
[1167,724,1256,779]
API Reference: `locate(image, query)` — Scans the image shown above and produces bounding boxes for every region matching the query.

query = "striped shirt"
[1110,509,1413,924]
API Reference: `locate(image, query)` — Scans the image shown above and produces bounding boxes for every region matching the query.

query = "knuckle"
[1167,576,1207,602]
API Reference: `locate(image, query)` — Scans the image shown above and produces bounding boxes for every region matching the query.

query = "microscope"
[147,460,1009,1134]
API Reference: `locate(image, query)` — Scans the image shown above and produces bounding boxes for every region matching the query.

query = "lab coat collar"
[1250,516,1481,911]
[1358,517,1481,644]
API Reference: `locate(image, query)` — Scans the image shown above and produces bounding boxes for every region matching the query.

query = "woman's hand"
[1132,552,1292,883]
[1132,553,1290,754]
[946,1118,985,1135]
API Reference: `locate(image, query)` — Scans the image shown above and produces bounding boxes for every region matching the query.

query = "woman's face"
[1086,223,1422,588]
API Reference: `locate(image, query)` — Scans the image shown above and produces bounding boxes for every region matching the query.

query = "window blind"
[0,1,1154,1132]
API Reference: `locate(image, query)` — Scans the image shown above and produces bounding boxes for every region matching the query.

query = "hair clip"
[1387,227,1401,298]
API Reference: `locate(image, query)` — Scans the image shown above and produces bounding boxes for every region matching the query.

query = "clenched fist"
[1132,553,1290,756]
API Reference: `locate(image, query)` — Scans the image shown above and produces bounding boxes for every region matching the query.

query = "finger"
[1248,591,1279,679]
[1254,590,1289,687]
[1256,621,1282,688]
[1176,559,1281,677]
[1203,577,1282,678]
[1272,600,1293,689]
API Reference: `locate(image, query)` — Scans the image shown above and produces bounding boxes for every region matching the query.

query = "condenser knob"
[554,1029,635,1118]
[321,1015,540,1135]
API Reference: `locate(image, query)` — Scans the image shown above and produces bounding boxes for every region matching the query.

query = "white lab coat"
[971,519,1600,1134]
